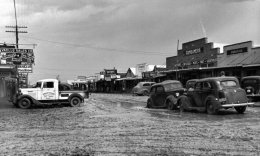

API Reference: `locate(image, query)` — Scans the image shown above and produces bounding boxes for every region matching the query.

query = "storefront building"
[165,38,260,85]
[166,38,220,84]
[0,44,18,99]
[217,41,260,79]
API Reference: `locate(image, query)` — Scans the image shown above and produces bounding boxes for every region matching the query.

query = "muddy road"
[0,93,260,156]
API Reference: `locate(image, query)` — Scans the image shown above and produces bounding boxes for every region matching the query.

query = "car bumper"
[247,94,260,97]
[221,102,254,108]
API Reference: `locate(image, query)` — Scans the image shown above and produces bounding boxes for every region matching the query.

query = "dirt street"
[0,93,260,156]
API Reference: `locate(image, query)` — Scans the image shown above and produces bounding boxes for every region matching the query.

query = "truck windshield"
[34,82,42,88]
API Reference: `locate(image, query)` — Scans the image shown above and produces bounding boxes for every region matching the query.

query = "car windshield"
[217,80,237,89]
[164,83,183,92]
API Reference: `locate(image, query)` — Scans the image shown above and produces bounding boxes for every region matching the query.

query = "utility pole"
[5,0,27,48]
[5,0,28,88]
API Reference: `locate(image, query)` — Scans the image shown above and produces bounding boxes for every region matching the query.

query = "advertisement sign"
[227,47,248,55]
[105,69,117,77]
[184,47,204,55]
[0,48,34,65]
[17,64,33,73]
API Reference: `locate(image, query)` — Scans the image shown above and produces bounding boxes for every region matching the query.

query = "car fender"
[68,93,84,102]
[165,95,177,105]
[17,94,40,105]
[204,95,221,109]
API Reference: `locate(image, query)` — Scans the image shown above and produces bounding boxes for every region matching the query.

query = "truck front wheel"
[18,98,32,109]
[70,97,82,107]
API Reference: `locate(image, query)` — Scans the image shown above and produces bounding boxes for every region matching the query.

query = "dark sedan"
[146,80,185,110]
[178,77,254,114]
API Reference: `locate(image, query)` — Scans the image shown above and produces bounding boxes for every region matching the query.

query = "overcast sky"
[0,0,259,83]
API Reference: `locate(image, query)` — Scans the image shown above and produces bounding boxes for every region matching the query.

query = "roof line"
[224,41,252,48]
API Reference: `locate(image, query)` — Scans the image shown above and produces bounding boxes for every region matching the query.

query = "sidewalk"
[0,97,13,108]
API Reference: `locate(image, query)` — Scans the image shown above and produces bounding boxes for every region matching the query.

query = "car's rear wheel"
[70,97,82,107]
[18,98,32,109]
[206,101,218,115]
[235,106,246,114]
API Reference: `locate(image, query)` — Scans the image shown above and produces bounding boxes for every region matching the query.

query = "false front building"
[166,38,260,84]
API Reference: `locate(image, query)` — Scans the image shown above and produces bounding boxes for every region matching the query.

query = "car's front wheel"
[235,106,246,114]
[18,98,32,109]
[146,99,153,108]
[70,97,82,107]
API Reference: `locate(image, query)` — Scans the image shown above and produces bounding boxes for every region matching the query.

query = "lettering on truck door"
[41,81,56,100]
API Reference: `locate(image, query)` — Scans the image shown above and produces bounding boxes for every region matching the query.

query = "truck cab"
[13,79,89,109]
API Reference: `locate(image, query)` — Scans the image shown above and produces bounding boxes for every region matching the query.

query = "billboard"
[17,64,33,73]
[0,48,34,65]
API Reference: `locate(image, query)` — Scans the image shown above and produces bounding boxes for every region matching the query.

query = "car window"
[150,87,156,93]
[43,82,54,88]
[164,83,183,92]
[195,82,202,89]
[218,80,237,88]
[156,86,164,93]
[186,81,196,89]
[143,83,150,87]
[243,79,258,84]
[203,82,212,89]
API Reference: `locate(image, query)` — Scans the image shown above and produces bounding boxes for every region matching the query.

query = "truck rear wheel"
[70,97,82,107]
[18,98,32,109]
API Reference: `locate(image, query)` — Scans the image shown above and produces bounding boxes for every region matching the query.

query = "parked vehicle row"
[146,76,255,115]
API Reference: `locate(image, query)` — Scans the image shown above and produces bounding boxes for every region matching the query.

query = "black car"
[179,77,254,114]
[146,80,185,110]
[241,76,260,102]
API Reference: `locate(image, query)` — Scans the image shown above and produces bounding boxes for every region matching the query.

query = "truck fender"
[204,95,221,109]
[17,95,40,105]
[68,93,84,102]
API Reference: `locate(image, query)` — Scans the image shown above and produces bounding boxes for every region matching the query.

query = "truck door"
[41,81,56,100]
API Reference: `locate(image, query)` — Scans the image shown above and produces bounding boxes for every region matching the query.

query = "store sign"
[137,63,146,72]
[105,69,117,76]
[17,64,33,73]
[0,72,10,77]
[184,47,204,55]
[175,58,217,67]
[0,48,34,65]
[227,47,248,55]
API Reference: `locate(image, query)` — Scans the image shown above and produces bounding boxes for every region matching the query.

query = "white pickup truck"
[12,79,89,109]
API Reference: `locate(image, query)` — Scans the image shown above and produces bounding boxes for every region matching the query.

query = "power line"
[21,36,173,56]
